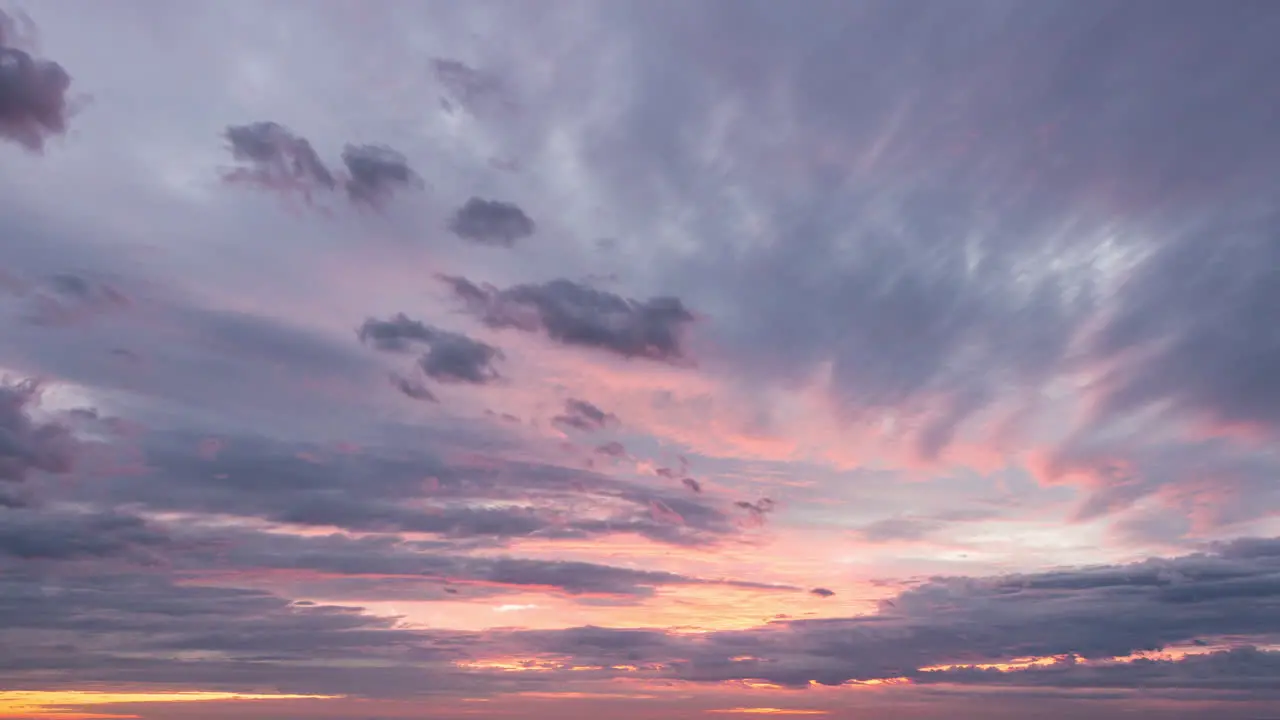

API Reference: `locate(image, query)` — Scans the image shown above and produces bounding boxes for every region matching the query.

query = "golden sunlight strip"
[0,691,340,719]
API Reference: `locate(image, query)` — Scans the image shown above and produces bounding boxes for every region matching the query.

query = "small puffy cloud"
[222,121,336,201]
[358,314,503,386]
[448,197,536,247]
[440,275,695,363]
[357,313,436,352]
[0,10,73,153]
[221,125,419,211]
[553,398,619,433]
[340,143,423,206]
[417,330,503,385]
[388,372,438,402]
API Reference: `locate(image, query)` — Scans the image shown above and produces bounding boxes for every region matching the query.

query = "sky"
[2,1,1280,718]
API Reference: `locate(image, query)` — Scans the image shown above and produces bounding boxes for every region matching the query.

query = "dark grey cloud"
[0,568,493,696]
[358,314,503,385]
[221,125,419,211]
[160,525,795,599]
[0,378,75,484]
[809,587,834,598]
[357,313,435,352]
[734,498,775,522]
[64,431,735,547]
[3,529,1278,700]
[553,399,618,433]
[222,121,336,200]
[341,143,422,206]
[447,197,536,247]
[440,275,695,363]
[0,10,72,153]
[0,507,168,561]
[417,330,503,385]
[510,536,1280,690]
[917,646,1280,695]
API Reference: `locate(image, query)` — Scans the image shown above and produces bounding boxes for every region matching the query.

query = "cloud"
[161,523,794,599]
[358,314,504,385]
[23,272,131,326]
[389,372,438,402]
[74,431,736,547]
[553,399,619,433]
[4,525,1278,700]
[9,2,1280,714]
[0,378,75,485]
[0,507,168,561]
[0,10,73,153]
[448,197,536,247]
[510,536,1280,689]
[222,121,336,201]
[439,275,695,363]
[595,441,626,458]
[417,331,503,385]
[0,502,792,600]
[503,0,1280,470]
[917,646,1280,695]
[357,313,436,352]
[432,57,513,116]
[340,143,423,207]
[1088,220,1280,435]
[221,125,419,211]
[1039,431,1280,532]
[0,568,488,696]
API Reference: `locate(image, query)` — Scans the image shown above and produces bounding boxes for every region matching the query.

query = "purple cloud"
[447,197,536,247]
[340,143,423,207]
[222,121,336,202]
[0,378,75,485]
[358,314,503,385]
[440,275,695,364]
[552,398,619,433]
[0,10,72,153]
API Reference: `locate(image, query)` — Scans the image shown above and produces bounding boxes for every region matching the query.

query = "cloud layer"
[3,2,1279,719]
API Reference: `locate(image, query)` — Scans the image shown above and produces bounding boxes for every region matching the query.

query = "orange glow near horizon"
[0,692,340,719]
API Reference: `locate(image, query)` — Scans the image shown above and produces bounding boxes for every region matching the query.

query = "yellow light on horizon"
[0,691,340,719]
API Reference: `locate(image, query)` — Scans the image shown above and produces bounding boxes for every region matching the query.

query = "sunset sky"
[3,1,1280,718]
